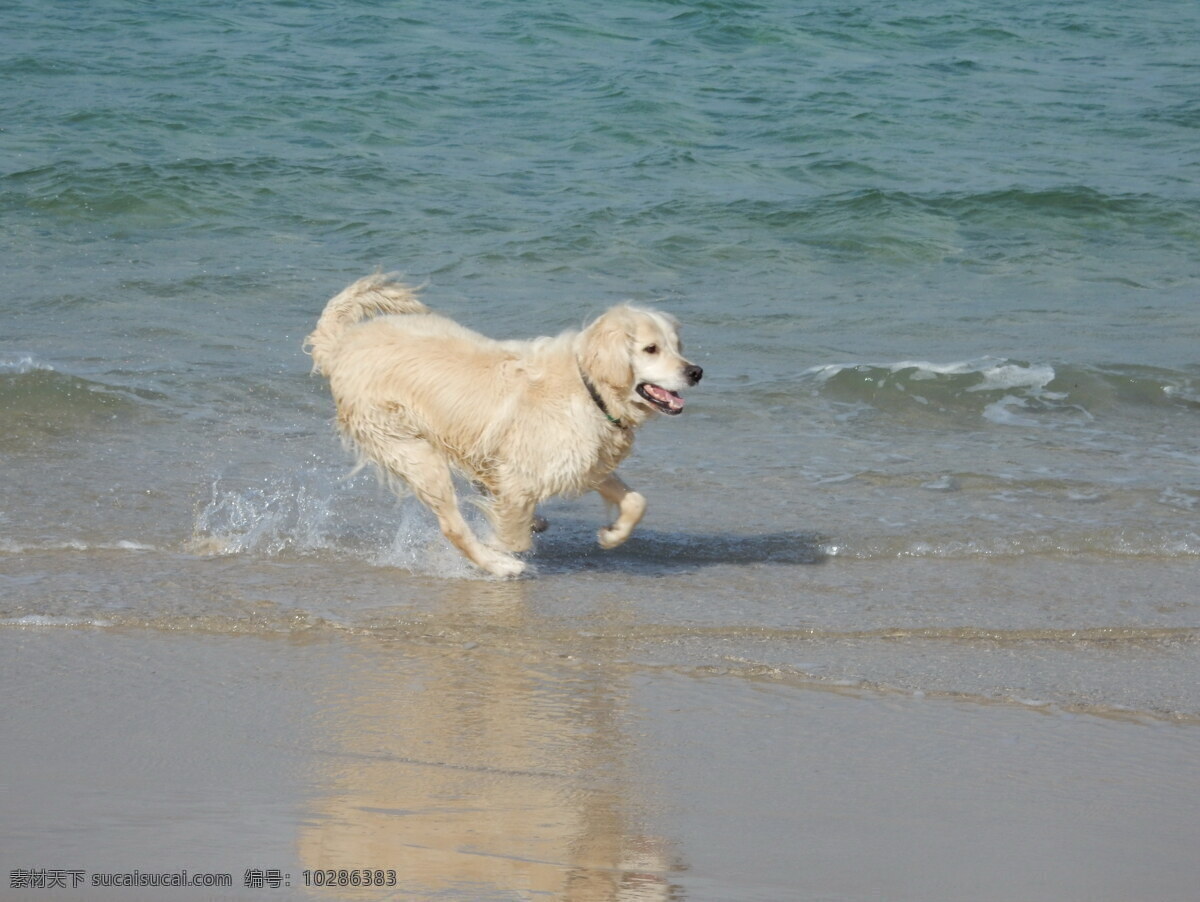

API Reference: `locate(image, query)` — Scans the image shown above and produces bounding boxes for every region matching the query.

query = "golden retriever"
[305,274,702,577]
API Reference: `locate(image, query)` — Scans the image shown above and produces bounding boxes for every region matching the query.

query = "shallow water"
[2,0,1199,757]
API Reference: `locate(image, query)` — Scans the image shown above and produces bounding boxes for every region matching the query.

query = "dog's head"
[578,304,702,422]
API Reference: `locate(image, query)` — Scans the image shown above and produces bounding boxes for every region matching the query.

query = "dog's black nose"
[684,364,703,385]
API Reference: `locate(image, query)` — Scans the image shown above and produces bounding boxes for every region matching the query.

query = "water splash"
[190,471,501,580]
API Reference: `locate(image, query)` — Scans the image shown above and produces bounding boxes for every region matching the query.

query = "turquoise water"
[2,1,1199,709]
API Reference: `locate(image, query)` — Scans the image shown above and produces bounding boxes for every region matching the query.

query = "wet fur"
[305,273,699,577]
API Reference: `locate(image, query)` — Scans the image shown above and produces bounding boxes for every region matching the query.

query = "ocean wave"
[0,357,168,441]
[695,186,1200,263]
[488,184,1200,279]
[1,156,370,233]
[799,358,1200,425]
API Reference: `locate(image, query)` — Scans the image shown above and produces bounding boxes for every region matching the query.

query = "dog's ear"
[579,306,634,392]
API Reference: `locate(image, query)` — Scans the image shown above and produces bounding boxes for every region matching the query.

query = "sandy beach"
[3,574,1199,902]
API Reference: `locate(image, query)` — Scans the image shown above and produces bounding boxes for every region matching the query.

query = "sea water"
[2,0,1198,718]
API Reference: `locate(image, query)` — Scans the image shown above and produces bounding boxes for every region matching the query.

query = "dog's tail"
[304,273,429,376]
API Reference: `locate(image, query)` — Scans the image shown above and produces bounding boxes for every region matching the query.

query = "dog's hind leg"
[384,439,525,578]
[473,481,546,541]
[594,473,646,549]
[483,495,538,553]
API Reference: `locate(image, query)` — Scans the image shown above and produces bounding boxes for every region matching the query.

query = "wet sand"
[3,621,1199,902]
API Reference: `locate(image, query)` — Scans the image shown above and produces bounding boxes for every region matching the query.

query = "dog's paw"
[478,549,526,579]
[597,526,630,550]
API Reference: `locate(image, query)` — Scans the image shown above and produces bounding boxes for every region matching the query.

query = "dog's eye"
[643,344,658,355]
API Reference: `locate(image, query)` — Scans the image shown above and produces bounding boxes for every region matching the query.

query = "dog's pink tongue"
[647,384,685,411]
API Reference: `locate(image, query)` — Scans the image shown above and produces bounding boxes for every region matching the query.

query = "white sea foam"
[0,538,157,554]
[889,358,996,377]
[981,394,1043,427]
[965,361,1057,393]
[1162,382,1200,405]
[0,354,54,374]
[832,529,1200,561]
[0,614,114,628]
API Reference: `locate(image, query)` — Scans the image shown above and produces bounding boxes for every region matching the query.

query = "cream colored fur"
[305,273,701,577]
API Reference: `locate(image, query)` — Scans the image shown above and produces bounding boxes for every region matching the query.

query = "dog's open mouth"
[637,382,685,415]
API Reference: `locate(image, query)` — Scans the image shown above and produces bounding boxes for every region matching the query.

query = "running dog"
[305,273,702,576]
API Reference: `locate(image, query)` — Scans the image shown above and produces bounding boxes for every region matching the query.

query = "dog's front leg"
[594,473,646,549]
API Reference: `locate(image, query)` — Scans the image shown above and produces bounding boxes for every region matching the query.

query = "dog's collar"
[578,366,626,429]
